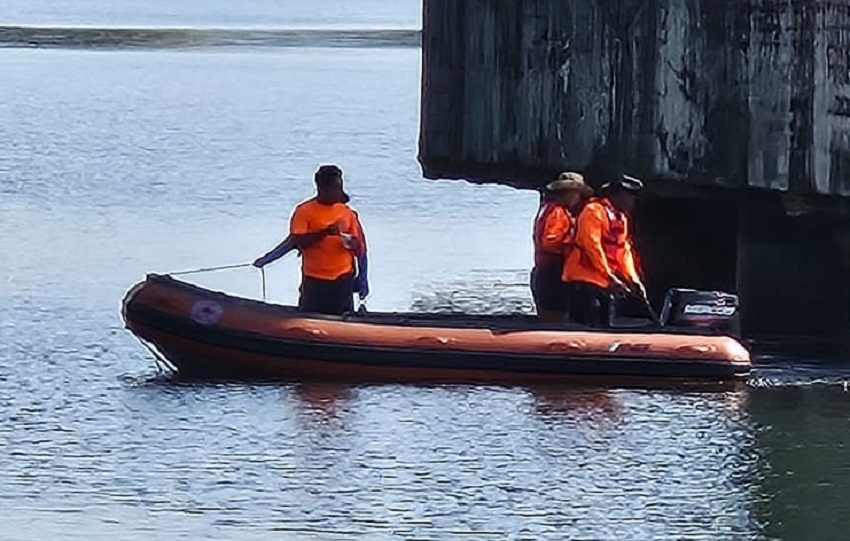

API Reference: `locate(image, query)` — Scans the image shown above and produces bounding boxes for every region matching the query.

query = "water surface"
[2,4,850,540]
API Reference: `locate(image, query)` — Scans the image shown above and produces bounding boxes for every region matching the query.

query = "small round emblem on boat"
[191,300,224,325]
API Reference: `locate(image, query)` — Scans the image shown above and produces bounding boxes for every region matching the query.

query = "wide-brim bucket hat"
[545,171,593,196]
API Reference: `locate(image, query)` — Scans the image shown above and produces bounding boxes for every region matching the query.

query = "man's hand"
[254,251,286,268]
[608,274,628,294]
[632,280,647,299]
[341,233,362,252]
[322,220,345,236]
[627,280,648,300]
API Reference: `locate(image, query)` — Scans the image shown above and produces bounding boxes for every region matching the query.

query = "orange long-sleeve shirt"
[562,199,640,288]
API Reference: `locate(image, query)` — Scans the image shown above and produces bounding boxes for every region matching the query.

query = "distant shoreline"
[0,25,422,50]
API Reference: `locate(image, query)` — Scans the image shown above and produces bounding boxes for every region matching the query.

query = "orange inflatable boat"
[121,275,751,382]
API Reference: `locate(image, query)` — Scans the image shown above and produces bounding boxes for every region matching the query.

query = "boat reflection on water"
[528,385,624,424]
[283,380,751,430]
[289,383,355,426]
[525,381,751,426]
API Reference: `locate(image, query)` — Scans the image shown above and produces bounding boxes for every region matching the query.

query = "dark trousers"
[299,274,354,315]
[530,259,572,313]
[571,282,615,328]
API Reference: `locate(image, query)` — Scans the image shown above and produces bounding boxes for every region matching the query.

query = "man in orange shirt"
[531,172,592,322]
[563,173,646,327]
[253,165,367,315]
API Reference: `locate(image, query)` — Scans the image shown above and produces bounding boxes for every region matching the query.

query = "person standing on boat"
[253,165,368,315]
[531,172,593,322]
[563,173,646,327]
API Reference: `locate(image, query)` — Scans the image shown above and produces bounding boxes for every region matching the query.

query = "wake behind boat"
[121,274,751,382]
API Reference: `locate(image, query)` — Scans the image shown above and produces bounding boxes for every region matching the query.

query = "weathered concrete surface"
[419,0,850,195]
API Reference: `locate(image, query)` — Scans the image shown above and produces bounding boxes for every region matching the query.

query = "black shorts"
[570,282,615,327]
[530,261,572,312]
[299,274,354,315]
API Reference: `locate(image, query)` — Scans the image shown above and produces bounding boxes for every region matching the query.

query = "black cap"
[315,164,343,184]
[601,173,644,194]
[314,164,350,203]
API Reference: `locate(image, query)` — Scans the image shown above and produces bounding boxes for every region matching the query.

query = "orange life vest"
[597,198,628,277]
[533,202,575,266]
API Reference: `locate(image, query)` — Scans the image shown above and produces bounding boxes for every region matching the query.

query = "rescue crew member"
[531,172,592,322]
[563,173,646,327]
[253,165,367,315]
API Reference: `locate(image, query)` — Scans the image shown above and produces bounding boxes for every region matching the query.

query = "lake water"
[2,2,850,540]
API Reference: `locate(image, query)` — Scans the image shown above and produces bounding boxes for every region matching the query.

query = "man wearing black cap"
[253,165,368,315]
[562,173,646,327]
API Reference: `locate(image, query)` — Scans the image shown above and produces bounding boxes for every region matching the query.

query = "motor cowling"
[659,289,741,336]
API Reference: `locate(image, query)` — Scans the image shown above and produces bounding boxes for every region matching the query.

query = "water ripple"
[2,40,849,541]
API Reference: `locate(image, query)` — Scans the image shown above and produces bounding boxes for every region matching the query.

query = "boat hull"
[122,275,752,382]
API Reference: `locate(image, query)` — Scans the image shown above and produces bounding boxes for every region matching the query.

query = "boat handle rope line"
[166,262,267,301]
[168,262,253,276]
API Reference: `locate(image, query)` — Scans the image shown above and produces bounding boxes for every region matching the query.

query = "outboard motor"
[659,289,741,336]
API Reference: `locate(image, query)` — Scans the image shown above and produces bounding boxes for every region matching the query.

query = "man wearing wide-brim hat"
[545,172,595,197]
[562,172,646,327]
[531,171,593,322]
